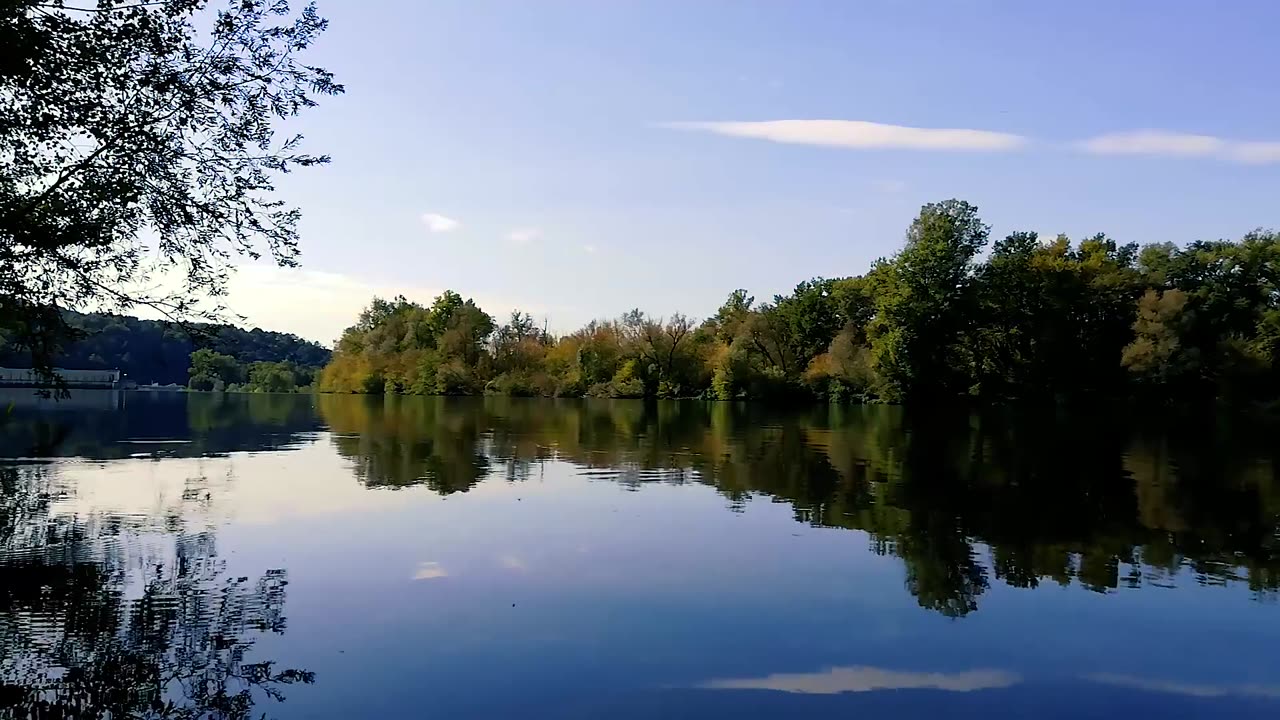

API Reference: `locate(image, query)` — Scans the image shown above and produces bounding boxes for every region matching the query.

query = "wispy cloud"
[1227,141,1280,164]
[506,228,541,245]
[581,244,598,254]
[1078,130,1280,164]
[412,561,448,580]
[421,213,461,233]
[700,666,1020,695]
[1078,130,1224,157]
[663,119,1027,152]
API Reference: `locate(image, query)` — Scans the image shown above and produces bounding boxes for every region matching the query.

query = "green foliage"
[246,361,298,393]
[318,202,1280,409]
[870,200,989,401]
[189,352,315,394]
[189,349,240,391]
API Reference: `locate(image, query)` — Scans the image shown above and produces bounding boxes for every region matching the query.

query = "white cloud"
[421,213,461,233]
[223,265,557,345]
[701,666,1020,694]
[663,119,1027,152]
[506,228,541,244]
[412,561,448,580]
[1078,130,1280,164]
[581,244,598,254]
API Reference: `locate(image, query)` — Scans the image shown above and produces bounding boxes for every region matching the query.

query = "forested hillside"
[0,312,331,386]
[320,199,1280,407]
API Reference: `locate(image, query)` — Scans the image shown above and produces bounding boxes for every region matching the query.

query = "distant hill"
[0,312,331,386]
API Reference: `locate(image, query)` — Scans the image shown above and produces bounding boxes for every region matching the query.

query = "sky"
[224,0,1280,345]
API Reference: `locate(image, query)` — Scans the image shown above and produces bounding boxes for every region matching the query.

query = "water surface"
[1,392,1277,718]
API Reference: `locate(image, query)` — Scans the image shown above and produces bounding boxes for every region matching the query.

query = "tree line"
[0,311,330,387]
[321,200,1280,407]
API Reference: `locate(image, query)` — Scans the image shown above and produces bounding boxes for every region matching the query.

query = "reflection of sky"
[702,666,1020,694]
[1086,673,1280,699]
[16,428,1280,719]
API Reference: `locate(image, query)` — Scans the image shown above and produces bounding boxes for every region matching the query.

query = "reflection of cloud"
[1086,673,1280,699]
[701,666,1020,694]
[498,554,526,572]
[412,561,448,580]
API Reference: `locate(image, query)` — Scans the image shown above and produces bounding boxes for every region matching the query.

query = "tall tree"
[871,200,990,401]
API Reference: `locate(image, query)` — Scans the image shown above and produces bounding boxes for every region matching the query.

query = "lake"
[1,391,1277,719]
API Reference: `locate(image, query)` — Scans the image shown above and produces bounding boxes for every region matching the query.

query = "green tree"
[188,349,241,391]
[870,200,990,401]
[772,278,842,367]
[247,361,298,393]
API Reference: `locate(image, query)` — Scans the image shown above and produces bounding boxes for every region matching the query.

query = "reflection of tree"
[320,395,491,493]
[0,466,312,718]
[0,392,322,460]
[318,396,1280,617]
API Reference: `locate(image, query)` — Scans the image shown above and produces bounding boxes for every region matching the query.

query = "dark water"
[1,391,1278,719]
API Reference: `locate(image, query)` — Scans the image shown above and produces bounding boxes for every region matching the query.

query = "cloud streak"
[663,119,1027,152]
[663,119,1280,165]
[700,666,1020,695]
[1078,130,1280,164]
[421,213,461,233]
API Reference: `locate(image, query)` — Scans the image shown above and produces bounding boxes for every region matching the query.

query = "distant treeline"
[319,199,1280,407]
[0,311,331,386]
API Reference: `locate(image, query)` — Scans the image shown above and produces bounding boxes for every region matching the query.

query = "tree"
[189,348,240,390]
[1122,289,1196,390]
[0,0,342,382]
[870,200,990,401]
[247,361,297,393]
[772,278,841,367]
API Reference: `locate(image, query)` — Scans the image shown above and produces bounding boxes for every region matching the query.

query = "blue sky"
[233,0,1280,344]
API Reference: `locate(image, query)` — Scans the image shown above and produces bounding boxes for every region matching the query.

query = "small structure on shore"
[0,367,123,390]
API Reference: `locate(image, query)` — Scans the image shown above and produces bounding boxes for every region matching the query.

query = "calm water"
[1,391,1278,719]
